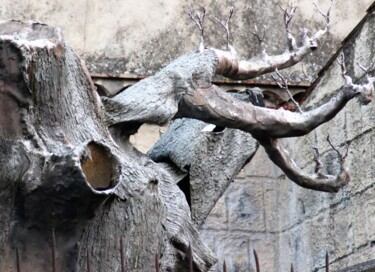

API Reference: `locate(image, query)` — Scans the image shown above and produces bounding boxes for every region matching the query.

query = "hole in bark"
[212,126,225,133]
[81,142,116,190]
[177,174,191,209]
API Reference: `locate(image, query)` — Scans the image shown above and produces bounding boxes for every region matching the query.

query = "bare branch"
[326,135,350,160]
[279,2,298,51]
[188,5,207,52]
[337,52,374,105]
[255,136,350,192]
[312,144,324,176]
[177,79,371,139]
[311,0,333,43]
[249,21,267,45]
[272,69,303,113]
[213,1,332,80]
[356,62,369,73]
[313,0,332,26]
[211,7,234,50]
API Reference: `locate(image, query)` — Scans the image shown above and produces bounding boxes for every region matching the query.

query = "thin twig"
[313,0,333,26]
[311,0,332,42]
[211,7,234,50]
[279,2,297,51]
[337,52,354,86]
[272,69,303,113]
[279,3,297,30]
[326,135,349,160]
[356,62,369,73]
[188,5,206,52]
[155,254,160,272]
[312,144,324,176]
[249,21,267,44]
[187,244,193,272]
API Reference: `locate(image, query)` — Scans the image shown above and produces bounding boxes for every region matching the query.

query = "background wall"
[0,0,372,82]
[200,5,375,271]
[1,1,374,271]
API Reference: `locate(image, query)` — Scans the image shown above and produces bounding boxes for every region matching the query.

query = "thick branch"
[213,46,312,79]
[213,2,331,80]
[178,81,373,138]
[254,136,349,192]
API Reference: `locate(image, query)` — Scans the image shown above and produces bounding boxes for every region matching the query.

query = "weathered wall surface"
[200,5,375,271]
[0,0,372,83]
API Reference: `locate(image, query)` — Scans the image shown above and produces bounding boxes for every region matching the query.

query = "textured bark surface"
[149,119,258,226]
[0,20,216,272]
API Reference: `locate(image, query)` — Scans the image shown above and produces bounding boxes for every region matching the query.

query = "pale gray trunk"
[0,21,221,272]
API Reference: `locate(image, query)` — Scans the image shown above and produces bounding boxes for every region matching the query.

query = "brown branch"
[178,79,372,138]
[255,136,350,192]
[213,1,332,80]
[326,134,349,160]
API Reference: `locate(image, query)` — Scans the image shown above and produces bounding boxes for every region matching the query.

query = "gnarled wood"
[0,20,215,272]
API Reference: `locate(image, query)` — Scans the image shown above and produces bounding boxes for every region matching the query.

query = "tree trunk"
[0,20,218,272]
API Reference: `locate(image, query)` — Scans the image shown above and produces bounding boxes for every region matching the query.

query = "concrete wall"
[200,5,375,271]
[0,0,372,83]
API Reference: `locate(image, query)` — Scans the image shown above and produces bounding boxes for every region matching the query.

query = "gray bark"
[149,119,258,226]
[0,20,216,272]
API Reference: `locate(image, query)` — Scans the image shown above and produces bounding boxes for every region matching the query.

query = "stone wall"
[199,4,375,271]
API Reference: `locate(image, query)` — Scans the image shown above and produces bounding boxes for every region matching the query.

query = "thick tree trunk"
[0,21,217,272]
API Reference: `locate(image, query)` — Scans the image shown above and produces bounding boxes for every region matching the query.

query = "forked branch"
[249,21,267,45]
[188,5,207,52]
[255,136,349,192]
[312,0,333,42]
[279,2,297,51]
[214,1,332,79]
[212,7,234,50]
[337,52,375,105]
[178,72,373,138]
[272,69,303,113]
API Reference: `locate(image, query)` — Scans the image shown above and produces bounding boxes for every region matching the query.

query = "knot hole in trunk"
[81,142,118,191]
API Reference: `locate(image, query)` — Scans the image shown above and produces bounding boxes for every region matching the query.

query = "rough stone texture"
[200,5,375,272]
